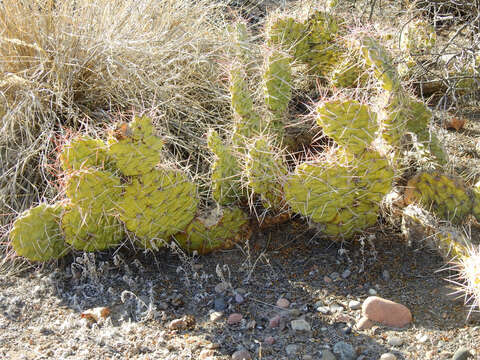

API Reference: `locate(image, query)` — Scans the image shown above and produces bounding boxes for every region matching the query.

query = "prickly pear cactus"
[316,100,378,153]
[404,172,473,224]
[65,168,122,213]
[207,129,243,205]
[174,206,251,254]
[471,181,480,222]
[10,202,69,261]
[329,51,368,88]
[60,135,108,171]
[117,168,198,248]
[266,16,310,61]
[400,19,436,54]
[107,116,164,176]
[245,137,287,209]
[62,205,123,252]
[355,150,395,203]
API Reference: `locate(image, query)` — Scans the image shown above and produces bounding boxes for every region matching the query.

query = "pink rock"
[264,336,275,345]
[269,314,281,328]
[168,318,186,330]
[231,349,252,360]
[356,316,374,330]
[362,296,412,328]
[227,313,243,325]
[276,298,290,308]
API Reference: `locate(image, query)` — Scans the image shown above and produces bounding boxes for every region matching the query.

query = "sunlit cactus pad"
[62,205,123,252]
[174,207,251,254]
[263,51,292,118]
[117,168,198,248]
[10,202,69,261]
[266,16,310,60]
[60,135,108,171]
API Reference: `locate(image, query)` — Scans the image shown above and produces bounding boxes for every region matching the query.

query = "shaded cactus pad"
[60,135,108,171]
[10,202,69,261]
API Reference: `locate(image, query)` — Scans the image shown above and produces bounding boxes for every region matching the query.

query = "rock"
[321,349,337,360]
[341,325,352,335]
[231,348,251,360]
[368,288,378,296]
[303,355,313,360]
[168,318,186,330]
[382,270,390,281]
[200,349,215,359]
[214,296,227,311]
[330,303,344,312]
[264,336,275,345]
[452,347,472,360]
[330,272,340,281]
[324,276,332,283]
[342,269,351,279]
[333,341,355,360]
[387,336,403,346]
[285,344,299,356]
[380,353,397,360]
[235,293,244,304]
[416,333,429,343]
[277,298,290,309]
[246,320,256,329]
[209,311,224,322]
[269,314,281,328]
[227,313,243,325]
[291,318,311,332]
[362,296,412,327]
[348,300,361,310]
[355,316,374,330]
[317,306,330,315]
[215,282,228,294]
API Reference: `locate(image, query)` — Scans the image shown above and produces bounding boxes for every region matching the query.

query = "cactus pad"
[60,135,108,171]
[404,172,473,223]
[400,19,436,54]
[62,206,123,252]
[264,52,292,121]
[329,52,368,88]
[117,168,198,247]
[471,181,480,222]
[266,16,310,60]
[10,202,69,261]
[316,100,378,153]
[174,207,251,254]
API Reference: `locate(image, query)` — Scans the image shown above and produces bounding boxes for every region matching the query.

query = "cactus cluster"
[400,19,436,54]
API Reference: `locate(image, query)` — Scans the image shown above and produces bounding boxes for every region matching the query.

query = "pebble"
[368,288,378,296]
[380,353,397,360]
[277,298,290,309]
[168,318,186,330]
[200,349,215,359]
[285,344,299,356]
[382,270,390,281]
[303,356,313,360]
[348,300,361,310]
[362,296,412,327]
[214,296,227,311]
[291,318,311,332]
[231,348,251,360]
[452,347,472,360]
[324,275,332,283]
[355,316,374,330]
[227,313,243,325]
[215,283,228,294]
[269,314,281,328]
[342,269,351,279]
[209,311,224,322]
[333,341,355,360]
[330,272,340,281]
[246,320,256,329]
[235,293,244,304]
[416,333,429,343]
[264,336,275,345]
[321,349,337,360]
[330,303,344,312]
[317,306,331,315]
[387,336,403,346]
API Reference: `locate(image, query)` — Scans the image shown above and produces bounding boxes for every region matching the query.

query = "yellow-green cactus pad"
[245,137,287,209]
[62,206,123,252]
[355,150,394,203]
[65,169,122,213]
[329,51,368,88]
[377,93,408,147]
[316,100,378,153]
[60,135,108,171]
[264,52,293,119]
[207,129,243,205]
[10,202,69,261]
[174,207,251,254]
[400,19,436,54]
[117,168,198,247]
[107,116,163,176]
[266,16,310,61]
[404,172,473,224]
[358,37,401,92]
[471,181,480,222]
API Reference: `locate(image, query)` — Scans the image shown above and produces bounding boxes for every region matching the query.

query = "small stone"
[330,272,340,280]
[382,270,390,281]
[387,336,403,346]
[214,296,227,311]
[333,341,355,360]
[277,298,290,309]
[303,356,313,360]
[264,336,275,345]
[231,348,251,360]
[330,303,344,312]
[200,349,215,359]
[235,288,247,295]
[452,347,472,360]
[348,300,361,310]
[269,315,281,328]
[416,333,428,343]
[291,318,311,332]
[380,353,397,360]
[317,306,330,315]
[342,269,351,279]
[227,313,243,325]
[209,311,224,322]
[324,276,332,283]
[235,293,244,304]
[368,288,378,296]
[321,349,337,360]
[246,320,256,329]
[362,296,412,327]
[285,344,299,356]
[356,316,374,330]
[168,318,186,330]
[341,325,352,335]
[215,282,228,294]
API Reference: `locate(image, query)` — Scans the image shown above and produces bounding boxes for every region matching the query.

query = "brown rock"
[200,349,215,359]
[356,316,374,330]
[227,313,243,325]
[168,318,186,330]
[362,296,412,327]
[232,349,251,360]
[269,314,281,328]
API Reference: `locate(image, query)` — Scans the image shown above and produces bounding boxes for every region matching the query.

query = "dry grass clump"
[0,0,238,228]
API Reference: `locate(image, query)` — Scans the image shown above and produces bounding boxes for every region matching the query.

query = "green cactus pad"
[266,16,310,61]
[329,49,368,88]
[10,202,69,261]
[355,150,395,203]
[117,168,198,247]
[65,168,122,213]
[470,181,480,222]
[245,137,287,209]
[316,100,378,153]
[62,206,123,252]
[60,135,108,171]
[264,51,293,121]
[174,207,251,254]
[377,94,408,147]
[207,129,243,205]
[405,172,473,224]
